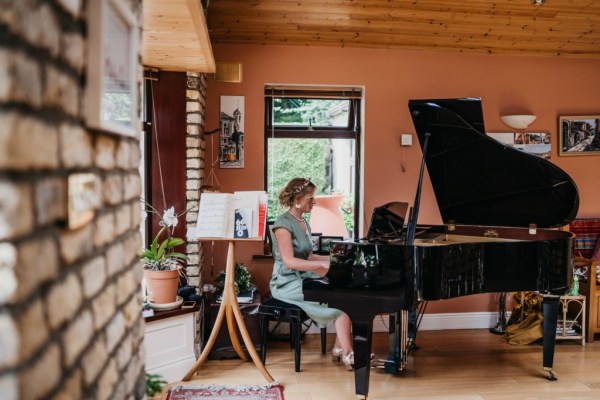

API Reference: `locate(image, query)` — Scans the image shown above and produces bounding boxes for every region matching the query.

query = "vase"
[144,266,181,304]
[309,194,348,238]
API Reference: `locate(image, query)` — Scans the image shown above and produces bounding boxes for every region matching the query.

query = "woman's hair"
[278,178,316,207]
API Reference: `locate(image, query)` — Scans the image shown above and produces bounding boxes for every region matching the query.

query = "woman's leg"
[333,312,353,354]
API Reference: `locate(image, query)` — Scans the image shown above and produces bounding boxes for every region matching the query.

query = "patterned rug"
[166,383,284,400]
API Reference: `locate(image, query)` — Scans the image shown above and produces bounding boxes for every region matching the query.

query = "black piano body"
[304,98,579,399]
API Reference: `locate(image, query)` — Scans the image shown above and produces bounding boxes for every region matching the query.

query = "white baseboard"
[307,311,510,334]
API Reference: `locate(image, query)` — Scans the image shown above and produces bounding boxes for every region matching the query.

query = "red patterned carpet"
[166,383,284,400]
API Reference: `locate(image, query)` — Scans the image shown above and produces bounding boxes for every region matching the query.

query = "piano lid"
[408,98,579,229]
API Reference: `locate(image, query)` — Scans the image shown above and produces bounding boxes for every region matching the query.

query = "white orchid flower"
[161,207,179,228]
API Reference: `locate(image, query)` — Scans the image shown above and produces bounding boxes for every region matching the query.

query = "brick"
[20,344,61,400]
[0,243,17,304]
[186,75,200,89]
[29,3,60,57]
[186,158,200,169]
[35,176,66,226]
[16,299,48,361]
[0,312,18,368]
[187,125,200,136]
[59,224,93,264]
[122,233,142,267]
[106,312,125,353]
[186,190,199,200]
[62,309,93,368]
[14,234,58,302]
[93,212,115,248]
[92,284,116,331]
[186,89,200,100]
[60,124,92,168]
[80,256,106,299]
[60,31,84,72]
[106,241,124,278]
[122,294,141,329]
[186,179,200,190]
[186,266,200,276]
[115,203,131,236]
[186,243,199,253]
[46,273,82,330]
[187,113,201,124]
[44,66,79,115]
[187,277,200,287]
[82,338,108,385]
[102,174,123,206]
[187,254,199,265]
[186,211,198,223]
[97,359,119,400]
[116,270,136,306]
[115,140,130,169]
[95,135,116,170]
[0,111,59,170]
[0,49,42,107]
[129,141,141,169]
[50,369,82,400]
[186,148,200,158]
[186,169,200,180]
[131,200,142,229]
[123,172,141,201]
[115,332,133,370]
[186,101,200,112]
[0,181,34,240]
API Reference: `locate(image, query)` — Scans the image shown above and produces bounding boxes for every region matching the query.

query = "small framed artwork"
[263,221,275,255]
[86,0,139,136]
[319,236,344,254]
[558,116,600,156]
[487,132,551,159]
[310,233,322,252]
[220,95,245,168]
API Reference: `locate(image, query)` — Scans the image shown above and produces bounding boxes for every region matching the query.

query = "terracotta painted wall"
[203,44,600,314]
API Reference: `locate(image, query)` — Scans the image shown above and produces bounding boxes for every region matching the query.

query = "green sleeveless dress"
[269,211,342,328]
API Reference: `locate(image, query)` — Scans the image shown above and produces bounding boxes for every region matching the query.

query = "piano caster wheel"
[545,370,557,381]
[357,395,367,400]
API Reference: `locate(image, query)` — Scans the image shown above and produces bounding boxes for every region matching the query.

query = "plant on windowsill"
[141,203,189,305]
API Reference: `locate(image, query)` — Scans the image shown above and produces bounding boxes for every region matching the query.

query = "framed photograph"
[319,235,344,254]
[487,132,551,159]
[220,96,245,168]
[86,0,139,136]
[263,221,275,255]
[559,116,600,156]
[310,232,322,252]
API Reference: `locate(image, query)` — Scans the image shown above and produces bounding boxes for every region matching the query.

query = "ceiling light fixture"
[531,0,545,5]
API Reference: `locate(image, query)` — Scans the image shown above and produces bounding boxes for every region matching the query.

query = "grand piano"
[304,98,579,399]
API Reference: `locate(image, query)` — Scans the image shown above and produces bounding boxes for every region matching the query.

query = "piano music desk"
[182,239,275,384]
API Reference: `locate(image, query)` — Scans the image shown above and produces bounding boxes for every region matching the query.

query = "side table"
[556,294,586,345]
[205,290,262,359]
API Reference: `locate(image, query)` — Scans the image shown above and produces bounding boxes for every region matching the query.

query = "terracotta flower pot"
[144,266,181,304]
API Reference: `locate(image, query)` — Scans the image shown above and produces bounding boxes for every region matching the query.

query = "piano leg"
[352,320,373,399]
[542,295,560,381]
[384,312,400,374]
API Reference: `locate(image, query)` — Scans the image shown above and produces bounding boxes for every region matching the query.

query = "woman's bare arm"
[275,227,329,276]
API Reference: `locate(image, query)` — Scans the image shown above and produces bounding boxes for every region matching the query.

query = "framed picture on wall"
[558,116,600,156]
[220,96,245,168]
[487,132,551,160]
[86,0,139,136]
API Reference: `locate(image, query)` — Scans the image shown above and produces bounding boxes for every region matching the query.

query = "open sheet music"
[189,191,267,239]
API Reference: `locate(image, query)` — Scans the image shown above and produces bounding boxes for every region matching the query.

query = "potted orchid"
[141,204,188,305]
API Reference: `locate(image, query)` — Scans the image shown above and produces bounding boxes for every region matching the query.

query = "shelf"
[556,294,586,345]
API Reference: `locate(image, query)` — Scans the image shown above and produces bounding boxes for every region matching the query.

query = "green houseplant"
[141,204,188,304]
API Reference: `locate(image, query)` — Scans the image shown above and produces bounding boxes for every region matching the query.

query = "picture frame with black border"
[319,235,344,254]
[310,232,322,252]
[263,221,275,255]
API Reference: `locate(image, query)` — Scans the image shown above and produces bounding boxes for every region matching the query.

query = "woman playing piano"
[269,178,355,370]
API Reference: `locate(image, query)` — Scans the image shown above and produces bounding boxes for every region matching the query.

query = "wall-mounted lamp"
[500,114,536,130]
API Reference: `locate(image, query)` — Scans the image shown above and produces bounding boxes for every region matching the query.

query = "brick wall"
[0,1,146,399]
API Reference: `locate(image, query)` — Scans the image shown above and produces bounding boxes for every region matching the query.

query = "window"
[264,86,362,239]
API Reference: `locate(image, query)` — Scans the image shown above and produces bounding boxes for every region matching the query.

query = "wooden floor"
[162,330,600,399]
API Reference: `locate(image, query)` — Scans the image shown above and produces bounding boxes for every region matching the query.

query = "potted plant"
[141,204,188,304]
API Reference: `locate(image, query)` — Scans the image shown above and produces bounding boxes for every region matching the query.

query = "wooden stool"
[259,297,327,372]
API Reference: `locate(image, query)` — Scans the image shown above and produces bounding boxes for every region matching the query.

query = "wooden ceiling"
[143,0,215,72]
[206,0,600,58]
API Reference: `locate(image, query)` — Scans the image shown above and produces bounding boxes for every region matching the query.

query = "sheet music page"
[195,193,232,238]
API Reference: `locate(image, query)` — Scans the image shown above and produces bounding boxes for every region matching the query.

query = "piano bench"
[258,297,326,372]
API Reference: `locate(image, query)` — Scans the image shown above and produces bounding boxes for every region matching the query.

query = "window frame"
[263,88,362,240]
